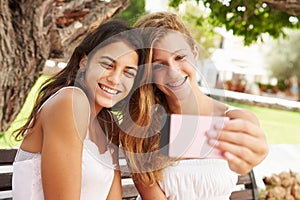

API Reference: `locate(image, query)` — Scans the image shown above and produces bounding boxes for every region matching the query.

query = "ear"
[79,55,88,69]
[192,44,199,62]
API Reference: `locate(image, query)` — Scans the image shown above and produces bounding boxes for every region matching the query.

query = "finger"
[209,138,258,174]
[207,122,269,163]
[207,126,257,149]
[208,127,268,160]
[209,129,265,154]
[225,108,260,125]
[221,119,264,138]
[223,151,253,175]
[208,138,261,166]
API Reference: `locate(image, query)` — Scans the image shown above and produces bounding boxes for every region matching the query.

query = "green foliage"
[115,0,147,25]
[277,80,288,92]
[0,76,49,148]
[181,2,221,57]
[169,0,300,45]
[265,29,300,80]
[169,0,183,8]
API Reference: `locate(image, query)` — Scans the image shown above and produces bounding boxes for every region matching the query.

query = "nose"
[107,69,121,85]
[166,60,180,77]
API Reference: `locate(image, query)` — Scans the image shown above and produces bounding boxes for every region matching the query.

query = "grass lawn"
[1,77,300,148]
[227,102,300,144]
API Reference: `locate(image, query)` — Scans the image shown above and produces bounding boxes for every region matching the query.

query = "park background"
[1,0,300,198]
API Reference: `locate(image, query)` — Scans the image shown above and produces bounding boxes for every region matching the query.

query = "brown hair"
[14,19,152,148]
[120,12,196,186]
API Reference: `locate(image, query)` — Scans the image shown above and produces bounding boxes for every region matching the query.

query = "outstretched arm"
[208,108,269,175]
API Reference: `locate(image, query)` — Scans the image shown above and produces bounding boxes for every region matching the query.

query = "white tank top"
[12,87,115,200]
[158,159,238,200]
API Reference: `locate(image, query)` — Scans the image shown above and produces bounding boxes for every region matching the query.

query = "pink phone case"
[160,114,229,159]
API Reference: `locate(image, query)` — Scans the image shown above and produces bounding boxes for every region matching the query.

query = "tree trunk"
[298,79,300,101]
[0,0,129,133]
[263,0,300,16]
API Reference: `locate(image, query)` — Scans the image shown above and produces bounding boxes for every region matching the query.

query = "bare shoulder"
[40,87,90,141]
[42,87,89,116]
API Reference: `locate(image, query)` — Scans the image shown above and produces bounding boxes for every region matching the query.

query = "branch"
[49,0,130,59]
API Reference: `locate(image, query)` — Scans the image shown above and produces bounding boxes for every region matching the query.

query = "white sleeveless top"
[12,87,115,200]
[157,159,238,200]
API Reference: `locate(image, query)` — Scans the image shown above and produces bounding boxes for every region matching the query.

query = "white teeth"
[100,85,118,94]
[168,78,185,87]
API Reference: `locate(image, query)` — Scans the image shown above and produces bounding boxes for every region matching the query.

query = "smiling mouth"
[98,84,120,95]
[167,77,187,88]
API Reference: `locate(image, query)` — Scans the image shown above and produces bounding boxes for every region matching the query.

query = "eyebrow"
[101,56,138,71]
[152,48,187,62]
[101,56,116,63]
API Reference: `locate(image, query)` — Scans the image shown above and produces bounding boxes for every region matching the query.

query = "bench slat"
[120,165,131,178]
[0,173,13,191]
[0,149,17,164]
[237,173,251,184]
[122,184,139,199]
[230,189,254,200]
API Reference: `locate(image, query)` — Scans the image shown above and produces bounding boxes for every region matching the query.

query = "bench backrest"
[0,149,258,200]
[0,149,17,200]
[230,170,259,200]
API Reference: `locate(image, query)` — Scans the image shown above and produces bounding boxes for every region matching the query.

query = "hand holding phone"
[160,114,229,159]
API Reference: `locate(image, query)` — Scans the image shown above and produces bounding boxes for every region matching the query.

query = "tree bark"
[0,0,129,133]
[263,0,300,16]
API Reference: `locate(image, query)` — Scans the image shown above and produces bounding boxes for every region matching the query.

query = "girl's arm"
[107,135,122,200]
[40,88,89,199]
[107,170,122,200]
[133,179,167,200]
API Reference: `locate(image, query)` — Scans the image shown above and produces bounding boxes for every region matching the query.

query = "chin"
[175,90,192,101]
[171,82,193,101]
[96,101,114,110]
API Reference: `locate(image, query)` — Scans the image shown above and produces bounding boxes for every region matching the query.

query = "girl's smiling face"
[82,41,138,111]
[152,32,198,101]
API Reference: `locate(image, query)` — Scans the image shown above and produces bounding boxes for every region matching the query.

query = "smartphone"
[160,114,229,159]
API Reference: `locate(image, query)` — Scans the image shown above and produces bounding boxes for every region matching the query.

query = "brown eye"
[124,66,137,78]
[175,55,186,61]
[124,70,136,78]
[100,62,113,69]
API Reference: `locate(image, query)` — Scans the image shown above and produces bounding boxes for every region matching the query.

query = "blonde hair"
[121,12,196,186]
[134,12,195,48]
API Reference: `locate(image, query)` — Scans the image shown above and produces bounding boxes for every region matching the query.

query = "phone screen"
[160,114,229,159]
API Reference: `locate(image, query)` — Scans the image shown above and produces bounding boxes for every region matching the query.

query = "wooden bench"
[0,149,17,200]
[0,148,258,200]
[230,170,259,200]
